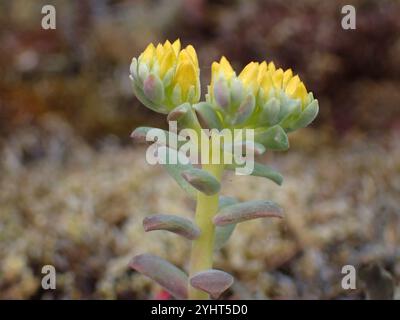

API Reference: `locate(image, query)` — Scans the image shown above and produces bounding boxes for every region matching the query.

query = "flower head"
[130,39,200,113]
[205,57,318,134]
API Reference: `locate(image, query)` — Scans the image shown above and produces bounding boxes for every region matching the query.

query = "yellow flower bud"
[210,56,235,91]
[130,39,200,113]
[172,47,200,104]
[206,56,317,133]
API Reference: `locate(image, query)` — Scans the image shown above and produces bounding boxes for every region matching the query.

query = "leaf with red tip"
[190,269,234,299]
[130,127,167,144]
[143,74,164,103]
[213,200,283,226]
[143,214,200,240]
[167,103,189,122]
[193,102,222,130]
[167,103,202,132]
[129,254,188,299]
[181,168,221,195]
[130,127,195,150]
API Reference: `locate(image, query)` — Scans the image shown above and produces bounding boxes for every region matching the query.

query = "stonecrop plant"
[129,39,319,300]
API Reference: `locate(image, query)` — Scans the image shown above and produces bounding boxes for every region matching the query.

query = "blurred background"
[0,0,399,299]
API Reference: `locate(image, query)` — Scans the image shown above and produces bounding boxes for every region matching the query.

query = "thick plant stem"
[188,163,224,299]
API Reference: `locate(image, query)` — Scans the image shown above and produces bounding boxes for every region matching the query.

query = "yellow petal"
[174,61,197,96]
[293,81,308,102]
[268,61,276,72]
[178,49,196,70]
[164,40,172,47]
[211,61,219,76]
[285,75,300,96]
[185,45,199,68]
[172,39,181,55]
[219,56,235,79]
[140,43,155,64]
[272,68,284,89]
[160,48,175,77]
[211,60,221,79]
[257,61,268,85]
[239,62,259,86]
[155,43,164,63]
[210,60,221,95]
[261,71,273,94]
[282,69,293,88]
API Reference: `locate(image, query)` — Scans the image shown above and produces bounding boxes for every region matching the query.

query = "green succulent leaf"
[287,99,319,132]
[130,126,196,150]
[254,125,289,150]
[213,199,283,226]
[130,78,168,113]
[233,94,255,125]
[225,161,283,186]
[214,78,230,110]
[259,97,280,126]
[143,74,164,104]
[167,103,202,132]
[143,214,201,240]
[193,102,223,130]
[190,269,234,299]
[214,196,238,250]
[167,103,190,121]
[181,167,221,196]
[129,254,188,299]
[158,146,198,199]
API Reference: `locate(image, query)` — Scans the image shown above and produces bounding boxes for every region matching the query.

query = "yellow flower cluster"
[130,39,200,113]
[211,57,309,109]
[130,40,318,133]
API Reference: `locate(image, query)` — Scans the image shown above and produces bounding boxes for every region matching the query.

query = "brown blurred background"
[0,0,399,299]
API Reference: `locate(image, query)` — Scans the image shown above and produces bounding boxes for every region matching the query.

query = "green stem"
[188,163,224,299]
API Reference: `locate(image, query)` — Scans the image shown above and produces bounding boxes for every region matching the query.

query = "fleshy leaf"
[130,77,168,113]
[167,103,202,131]
[193,102,222,129]
[214,196,238,250]
[233,94,255,125]
[254,125,289,150]
[143,214,201,240]
[130,127,196,151]
[225,161,283,186]
[131,126,167,144]
[129,254,188,299]
[181,168,221,196]
[287,99,319,132]
[279,99,302,129]
[157,146,197,199]
[190,269,234,299]
[259,97,280,126]
[143,74,164,104]
[213,200,283,226]
[214,78,230,110]
[167,103,190,122]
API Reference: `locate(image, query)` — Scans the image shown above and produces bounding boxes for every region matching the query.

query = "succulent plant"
[129,40,319,300]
